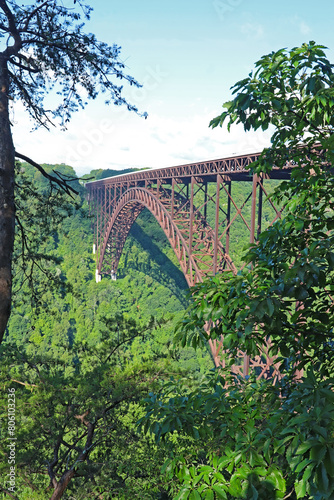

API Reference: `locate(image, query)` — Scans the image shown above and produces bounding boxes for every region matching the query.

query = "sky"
[11,0,334,176]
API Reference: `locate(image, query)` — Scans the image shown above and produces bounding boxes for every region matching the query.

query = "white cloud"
[240,22,264,40]
[300,21,311,36]
[288,16,311,36]
[11,100,272,177]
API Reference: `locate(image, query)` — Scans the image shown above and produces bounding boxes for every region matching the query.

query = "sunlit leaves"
[190,43,334,375]
[0,314,169,498]
[139,42,334,500]
[210,41,334,175]
[139,369,334,499]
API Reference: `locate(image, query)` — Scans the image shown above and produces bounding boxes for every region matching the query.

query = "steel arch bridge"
[86,152,292,379]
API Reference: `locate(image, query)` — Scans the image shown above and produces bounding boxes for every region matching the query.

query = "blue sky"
[12,0,334,175]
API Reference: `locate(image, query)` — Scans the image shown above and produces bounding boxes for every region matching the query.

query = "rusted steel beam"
[213,175,221,275]
[85,151,296,379]
[250,173,258,245]
[86,152,292,190]
[226,182,231,256]
[257,178,263,238]
[189,176,195,261]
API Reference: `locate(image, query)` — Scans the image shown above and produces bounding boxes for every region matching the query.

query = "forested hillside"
[0,162,213,500]
[8,162,215,363]
[0,161,284,499]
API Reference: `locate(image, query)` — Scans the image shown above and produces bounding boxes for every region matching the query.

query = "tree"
[0,315,173,500]
[140,42,334,499]
[140,368,334,499]
[179,41,334,378]
[0,0,146,343]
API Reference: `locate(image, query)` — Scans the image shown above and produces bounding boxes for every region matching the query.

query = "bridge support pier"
[95,269,102,283]
[111,270,117,281]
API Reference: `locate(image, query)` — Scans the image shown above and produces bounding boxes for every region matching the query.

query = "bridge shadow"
[117,213,189,308]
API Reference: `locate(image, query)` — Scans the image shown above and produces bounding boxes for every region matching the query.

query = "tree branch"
[48,436,62,489]
[8,69,54,128]
[0,486,19,500]
[0,0,22,56]
[11,378,37,388]
[15,152,79,197]
[9,57,39,73]
[20,0,51,33]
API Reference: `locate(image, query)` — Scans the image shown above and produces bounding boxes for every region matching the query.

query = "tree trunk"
[0,56,15,343]
[50,470,75,500]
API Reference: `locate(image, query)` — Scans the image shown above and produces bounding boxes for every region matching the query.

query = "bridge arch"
[87,153,292,376]
[98,187,203,286]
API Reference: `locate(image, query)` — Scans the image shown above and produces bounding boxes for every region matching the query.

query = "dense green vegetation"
[140,42,334,499]
[1,161,212,499]
[10,163,190,344]
[0,0,149,344]
[1,41,334,500]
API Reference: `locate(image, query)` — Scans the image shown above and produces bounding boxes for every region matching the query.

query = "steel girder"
[98,185,238,286]
[86,153,292,377]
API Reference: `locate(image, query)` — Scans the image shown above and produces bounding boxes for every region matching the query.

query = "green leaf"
[302,463,314,483]
[203,491,214,500]
[266,469,286,491]
[266,298,275,317]
[212,484,227,498]
[247,484,259,500]
[253,467,268,477]
[295,441,315,455]
[295,478,306,499]
[200,466,214,473]
[294,457,312,473]
[318,463,329,492]
[189,490,201,500]
[175,488,191,500]
[325,448,334,477]
[310,444,327,464]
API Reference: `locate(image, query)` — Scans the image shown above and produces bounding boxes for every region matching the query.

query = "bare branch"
[15,151,79,197]
[11,378,37,388]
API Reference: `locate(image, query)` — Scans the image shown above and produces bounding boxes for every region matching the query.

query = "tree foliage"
[179,41,334,378]
[1,315,174,500]
[210,41,334,169]
[1,0,146,127]
[1,161,212,499]
[140,42,334,499]
[140,369,334,500]
[0,0,145,343]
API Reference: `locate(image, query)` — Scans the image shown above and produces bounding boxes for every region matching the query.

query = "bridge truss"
[86,152,292,379]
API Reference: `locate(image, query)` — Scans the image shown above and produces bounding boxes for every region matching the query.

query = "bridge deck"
[86,151,292,187]
[86,150,296,378]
